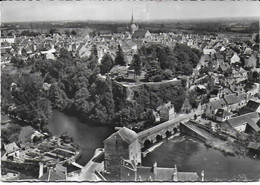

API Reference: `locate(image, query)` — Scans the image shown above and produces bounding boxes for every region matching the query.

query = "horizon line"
[2,16,259,24]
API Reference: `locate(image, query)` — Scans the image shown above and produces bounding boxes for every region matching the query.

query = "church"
[129,13,139,34]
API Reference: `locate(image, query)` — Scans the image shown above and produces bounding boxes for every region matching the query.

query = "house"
[155,102,175,122]
[103,127,141,176]
[120,160,202,182]
[230,53,240,64]
[1,36,16,44]
[203,49,216,55]
[226,112,260,133]
[231,67,247,81]
[205,98,227,119]
[244,54,257,68]
[214,109,232,122]
[223,94,241,111]
[238,93,251,107]
[145,30,152,39]
[4,142,19,155]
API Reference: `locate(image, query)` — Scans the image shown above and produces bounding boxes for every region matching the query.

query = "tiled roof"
[248,142,260,150]
[4,142,19,154]
[118,127,138,144]
[227,112,260,131]
[104,127,138,144]
[223,94,241,105]
[242,100,260,113]
[210,99,226,110]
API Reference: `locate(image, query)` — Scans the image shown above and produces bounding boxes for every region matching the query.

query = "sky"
[1,1,259,23]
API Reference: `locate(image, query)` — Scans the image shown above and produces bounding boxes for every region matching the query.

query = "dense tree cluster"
[139,43,202,81]
[2,43,200,127]
[131,81,186,112]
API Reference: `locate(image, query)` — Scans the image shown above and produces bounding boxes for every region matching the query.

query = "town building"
[226,112,260,133]
[103,127,141,176]
[205,98,227,119]
[120,160,201,181]
[154,101,175,122]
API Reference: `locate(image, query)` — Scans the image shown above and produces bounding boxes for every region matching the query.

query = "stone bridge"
[137,120,180,149]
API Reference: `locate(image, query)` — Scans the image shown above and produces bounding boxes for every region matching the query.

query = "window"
[128,173,130,177]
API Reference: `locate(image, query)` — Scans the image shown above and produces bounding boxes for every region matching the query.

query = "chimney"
[201,170,205,182]
[172,164,178,182]
[153,161,157,175]
[38,162,44,178]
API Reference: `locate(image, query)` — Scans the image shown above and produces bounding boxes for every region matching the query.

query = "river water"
[48,111,260,181]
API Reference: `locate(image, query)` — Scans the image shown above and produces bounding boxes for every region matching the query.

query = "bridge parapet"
[138,121,180,148]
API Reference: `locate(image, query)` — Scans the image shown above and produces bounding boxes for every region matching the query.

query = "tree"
[49,29,56,35]
[145,60,163,82]
[100,54,114,75]
[251,71,259,83]
[114,45,126,66]
[11,57,25,69]
[131,54,142,77]
[71,30,77,36]
[163,69,173,80]
[10,73,52,125]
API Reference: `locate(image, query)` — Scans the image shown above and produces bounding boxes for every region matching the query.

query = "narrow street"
[78,149,104,181]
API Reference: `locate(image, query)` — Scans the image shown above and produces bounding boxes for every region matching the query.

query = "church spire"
[131,12,134,24]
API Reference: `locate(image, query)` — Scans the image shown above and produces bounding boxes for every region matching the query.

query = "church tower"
[130,12,138,34]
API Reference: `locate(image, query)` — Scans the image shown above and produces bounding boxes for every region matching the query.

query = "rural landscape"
[1,1,260,182]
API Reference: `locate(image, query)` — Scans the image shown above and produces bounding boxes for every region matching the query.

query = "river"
[48,111,260,181]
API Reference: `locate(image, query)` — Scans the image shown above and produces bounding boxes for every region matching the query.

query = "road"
[138,109,204,139]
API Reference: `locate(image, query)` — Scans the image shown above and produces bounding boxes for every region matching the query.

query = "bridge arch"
[143,139,152,149]
[165,130,172,137]
[156,135,163,142]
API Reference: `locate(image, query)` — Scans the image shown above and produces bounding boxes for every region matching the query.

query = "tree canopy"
[114,45,126,66]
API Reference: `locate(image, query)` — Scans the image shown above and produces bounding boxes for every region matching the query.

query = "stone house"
[103,127,141,176]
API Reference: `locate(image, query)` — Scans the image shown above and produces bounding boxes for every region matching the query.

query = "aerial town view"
[1,0,260,182]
